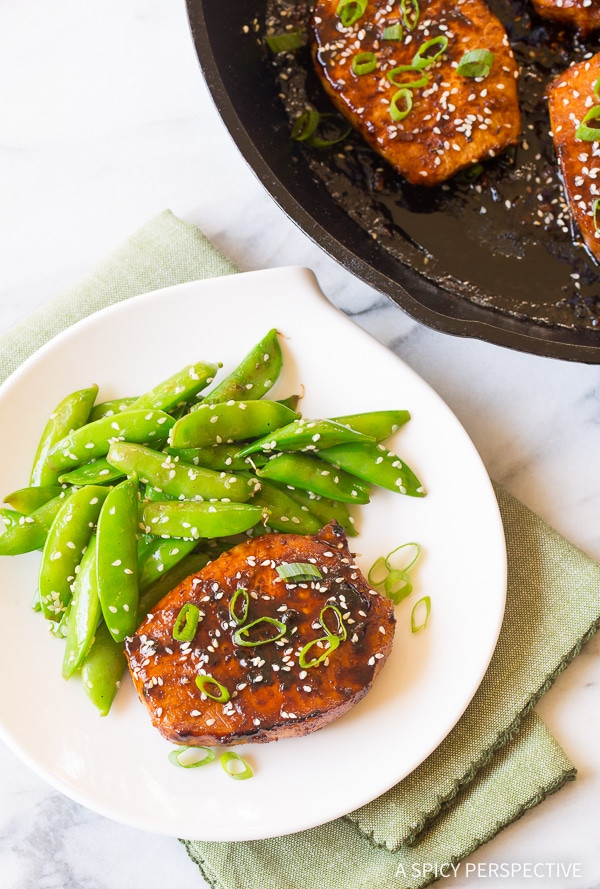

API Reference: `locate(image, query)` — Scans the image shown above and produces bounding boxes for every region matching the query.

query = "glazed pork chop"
[531,0,600,36]
[548,53,600,263]
[125,522,395,746]
[310,0,521,186]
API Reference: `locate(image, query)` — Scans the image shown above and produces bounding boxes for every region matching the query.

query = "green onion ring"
[576,105,600,141]
[291,108,320,142]
[168,745,216,768]
[220,751,253,780]
[594,76,600,100]
[390,88,413,123]
[412,35,449,70]
[265,30,303,53]
[400,0,420,30]
[308,114,352,147]
[336,0,367,27]
[411,596,431,633]
[233,616,287,646]
[172,602,200,642]
[594,198,600,234]
[298,633,340,668]
[319,603,347,640]
[367,555,389,588]
[229,587,250,625]
[195,673,230,703]
[382,23,403,40]
[384,541,422,573]
[276,561,322,582]
[384,569,413,604]
[352,51,377,76]
[387,65,429,89]
[456,49,495,79]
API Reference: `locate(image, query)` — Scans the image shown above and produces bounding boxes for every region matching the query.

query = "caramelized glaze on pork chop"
[125,522,395,746]
[531,0,600,35]
[310,0,521,186]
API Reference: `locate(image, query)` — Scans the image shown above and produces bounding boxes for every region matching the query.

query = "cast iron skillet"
[187,0,600,362]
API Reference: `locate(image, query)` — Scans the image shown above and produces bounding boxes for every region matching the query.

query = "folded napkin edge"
[348,612,599,852]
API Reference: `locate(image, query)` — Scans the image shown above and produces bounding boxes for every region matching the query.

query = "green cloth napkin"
[2,210,598,889]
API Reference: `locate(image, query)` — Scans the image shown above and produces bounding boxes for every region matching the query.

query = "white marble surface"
[1,1,599,887]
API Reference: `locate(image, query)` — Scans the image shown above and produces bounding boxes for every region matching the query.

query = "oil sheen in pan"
[265,0,600,331]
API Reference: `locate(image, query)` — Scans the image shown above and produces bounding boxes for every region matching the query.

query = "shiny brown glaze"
[125,522,395,746]
[310,0,521,186]
[531,0,600,35]
[548,54,600,263]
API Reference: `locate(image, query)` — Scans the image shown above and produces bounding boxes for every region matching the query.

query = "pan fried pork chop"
[125,522,395,746]
[310,0,521,186]
[548,54,600,263]
[531,0,600,36]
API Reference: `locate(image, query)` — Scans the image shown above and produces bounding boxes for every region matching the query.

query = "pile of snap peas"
[0,328,425,717]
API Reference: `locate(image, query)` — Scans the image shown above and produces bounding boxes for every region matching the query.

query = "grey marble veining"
[1,1,599,887]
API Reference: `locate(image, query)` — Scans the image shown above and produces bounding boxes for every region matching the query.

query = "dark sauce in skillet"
[263,0,600,330]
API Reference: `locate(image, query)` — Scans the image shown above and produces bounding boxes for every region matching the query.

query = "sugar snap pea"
[106,441,259,503]
[4,485,63,514]
[38,485,108,620]
[317,441,426,496]
[252,479,323,535]
[169,400,299,449]
[237,418,374,457]
[332,409,411,441]
[202,328,282,404]
[30,385,99,485]
[271,483,358,536]
[62,534,101,679]
[46,409,175,473]
[165,444,269,472]
[0,508,21,531]
[140,500,265,539]
[96,477,140,642]
[138,536,198,591]
[129,360,220,413]
[58,458,125,487]
[81,621,127,717]
[88,396,138,422]
[256,453,371,503]
[0,491,73,556]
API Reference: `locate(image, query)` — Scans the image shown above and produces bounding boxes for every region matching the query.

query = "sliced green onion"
[387,65,429,89]
[412,36,449,70]
[593,76,600,100]
[411,595,431,632]
[308,113,352,148]
[291,108,320,142]
[276,561,323,582]
[336,0,367,27]
[352,51,377,76]
[265,30,303,53]
[384,569,413,604]
[575,105,600,141]
[233,616,287,646]
[390,88,413,122]
[298,633,340,668]
[229,587,250,625]
[456,49,495,79]
[220,751,253,780]
[195,673,230,703]
[400,0,420,31]
[172,602,200,642]
[367,555,389,588]
[319,603,347,640]
[382,23,403,40]
[593,198,600,234]
[384,541,421,573]
[168,745,216,768]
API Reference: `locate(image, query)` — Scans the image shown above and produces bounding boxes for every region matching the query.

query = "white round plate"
[0,267,506,841]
